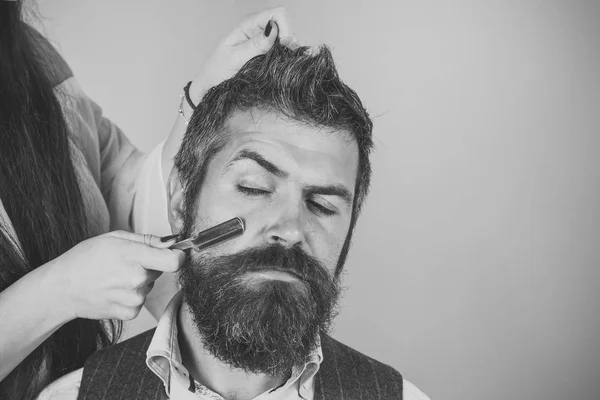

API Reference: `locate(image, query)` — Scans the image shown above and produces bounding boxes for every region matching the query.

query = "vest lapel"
[313,335,403,400]
[78,329,164,400]
[314,335,346,400]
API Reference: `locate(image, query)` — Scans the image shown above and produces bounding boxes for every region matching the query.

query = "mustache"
[190,244,334,286]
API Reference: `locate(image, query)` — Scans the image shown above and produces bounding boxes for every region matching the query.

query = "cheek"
[193,182,244,227]
[306,218,351,273]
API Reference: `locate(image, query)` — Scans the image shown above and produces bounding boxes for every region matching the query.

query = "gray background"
[38,0,600,399]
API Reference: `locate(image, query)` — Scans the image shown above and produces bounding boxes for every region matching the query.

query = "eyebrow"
[227,149,354,207]
[228,149,288,178]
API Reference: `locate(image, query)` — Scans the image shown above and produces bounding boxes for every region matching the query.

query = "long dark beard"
[178,244,340,376]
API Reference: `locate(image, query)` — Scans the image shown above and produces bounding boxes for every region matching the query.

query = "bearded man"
[43,42,429,400]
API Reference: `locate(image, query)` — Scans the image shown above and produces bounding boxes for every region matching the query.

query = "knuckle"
[114,306,129,320]
[273,7,290,21]
[173,253,184,271]
[169,260,179,273]
[164,260,177,273]
[124,292,145,308]
[109,305,129,320]
[122,307,139,320]
[129,277,139,289]
[133,292,146,306]
[131,270,148,288]
[105,306,119,320]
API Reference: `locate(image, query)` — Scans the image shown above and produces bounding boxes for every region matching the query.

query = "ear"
[167,167,185,234]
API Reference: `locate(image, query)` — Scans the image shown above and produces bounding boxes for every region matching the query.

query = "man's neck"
[177,306,288,400]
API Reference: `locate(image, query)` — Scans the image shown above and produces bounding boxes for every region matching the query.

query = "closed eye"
[237,185,271,196]
[308,200,337,217]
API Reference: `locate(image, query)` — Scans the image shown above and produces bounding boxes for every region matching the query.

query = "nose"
[264,203,306,248]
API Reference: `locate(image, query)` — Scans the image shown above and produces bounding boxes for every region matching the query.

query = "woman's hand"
[188,6,298,103]
[48,231,184,321]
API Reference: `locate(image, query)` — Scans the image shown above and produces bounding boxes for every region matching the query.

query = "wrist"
[188,78,209,105]
[41,258,78,323]
[179,80,207,125]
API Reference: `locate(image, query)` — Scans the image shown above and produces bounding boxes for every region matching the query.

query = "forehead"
[216,109,359,185]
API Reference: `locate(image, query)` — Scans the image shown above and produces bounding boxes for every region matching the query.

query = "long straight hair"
[0,2,119,399]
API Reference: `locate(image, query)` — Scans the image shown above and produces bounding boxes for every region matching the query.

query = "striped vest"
[77,329,403,400]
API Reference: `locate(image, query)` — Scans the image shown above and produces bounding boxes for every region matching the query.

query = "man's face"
[185,108,359,276]
[173,108,359,375]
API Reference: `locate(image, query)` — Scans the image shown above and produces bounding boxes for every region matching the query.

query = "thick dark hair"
[0,2,118,399]
[174,42,373,274]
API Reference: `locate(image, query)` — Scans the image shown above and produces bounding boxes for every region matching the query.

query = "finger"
[128,242,184,273]
[226,7,293,46]
[128,265,163,289]
[269,11,296,48]
[106,231,177,249]
[137,280,156,296]
[115,306,143,321]
[141,269,163,286]
[283,34,301,50]
[236,21,279,59]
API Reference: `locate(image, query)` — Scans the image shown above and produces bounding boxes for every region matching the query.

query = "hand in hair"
[45,231,184,321]
[189,6,298,103]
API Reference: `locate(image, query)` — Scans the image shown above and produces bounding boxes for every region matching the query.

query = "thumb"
[105,231,175,249]
[239,20,279,57]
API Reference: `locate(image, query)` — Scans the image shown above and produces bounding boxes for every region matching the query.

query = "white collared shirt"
[38,292,430,400]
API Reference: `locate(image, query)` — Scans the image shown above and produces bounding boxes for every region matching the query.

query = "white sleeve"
[131,140,171,236]
[131,141,179,320]
[403,378,431,400]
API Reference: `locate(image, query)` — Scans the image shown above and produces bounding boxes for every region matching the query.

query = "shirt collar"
[145,291,323,398]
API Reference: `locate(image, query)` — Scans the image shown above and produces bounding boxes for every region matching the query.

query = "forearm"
[161,80,207,183]
[162,109,188,186]
[0,262,72,381]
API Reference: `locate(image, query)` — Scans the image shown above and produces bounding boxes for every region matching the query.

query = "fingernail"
[264,20,273,37]
[160,234,179,243]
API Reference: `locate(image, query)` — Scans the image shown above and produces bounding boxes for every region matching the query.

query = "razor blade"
[169,217,244,251]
